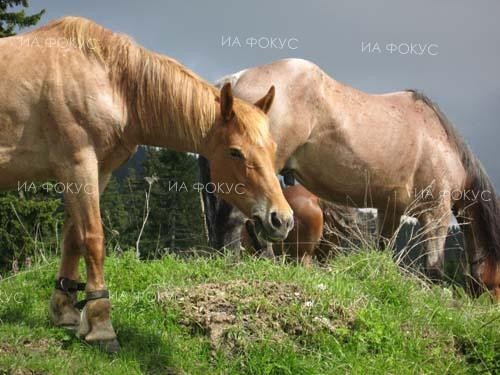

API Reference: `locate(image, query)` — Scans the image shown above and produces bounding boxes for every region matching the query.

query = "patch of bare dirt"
[157,280,356,351]
[7,369,46,375]
[0,339,59,375]
[0,338,59,355]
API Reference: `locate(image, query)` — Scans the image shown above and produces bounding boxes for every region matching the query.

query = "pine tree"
[139,148,204,257]
[100,176,129,254]
[0,0,45,37]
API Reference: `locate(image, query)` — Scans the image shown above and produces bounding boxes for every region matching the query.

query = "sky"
[21,0,500,189]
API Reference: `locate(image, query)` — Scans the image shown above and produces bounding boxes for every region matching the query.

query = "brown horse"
[243,184,323,264]
[242,184,358,264]
[0,17,294,351]
[201,58,500,299]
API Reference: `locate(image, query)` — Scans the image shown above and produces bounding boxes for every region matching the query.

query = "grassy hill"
[0,251,499,374]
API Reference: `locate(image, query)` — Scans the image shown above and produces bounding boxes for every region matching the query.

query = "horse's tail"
[466,159,500,262]
[409,90,500,263]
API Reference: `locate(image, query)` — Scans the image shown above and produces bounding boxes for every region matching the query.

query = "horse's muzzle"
[253,211,293,242]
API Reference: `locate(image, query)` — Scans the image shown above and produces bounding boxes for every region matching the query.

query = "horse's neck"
[275,78,344,169]
[123,57,217,154]
[136,105,215,154]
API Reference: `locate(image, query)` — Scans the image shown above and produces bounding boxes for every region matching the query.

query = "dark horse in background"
[199,58,500,300]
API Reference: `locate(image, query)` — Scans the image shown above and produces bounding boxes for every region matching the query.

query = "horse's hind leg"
[49,211,83,330]
[418,204,451,282]
[377,209,401,250]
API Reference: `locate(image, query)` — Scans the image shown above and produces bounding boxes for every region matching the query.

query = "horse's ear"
[254,85,275,114]
[219,82,234,122]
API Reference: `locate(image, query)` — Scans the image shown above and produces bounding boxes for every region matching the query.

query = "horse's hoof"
[425,267,444,283]
[77,298,119,352]
[49,289,81,330]
[89,338,121,353]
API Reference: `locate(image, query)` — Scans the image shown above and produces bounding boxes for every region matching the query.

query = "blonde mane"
[34,17,268,148]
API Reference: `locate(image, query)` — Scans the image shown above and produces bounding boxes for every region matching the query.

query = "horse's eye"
[228,148,245,160]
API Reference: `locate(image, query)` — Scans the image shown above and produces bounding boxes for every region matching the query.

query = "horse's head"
[203,83,293,241]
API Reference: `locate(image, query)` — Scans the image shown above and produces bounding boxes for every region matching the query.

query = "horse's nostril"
[270,211,282,229]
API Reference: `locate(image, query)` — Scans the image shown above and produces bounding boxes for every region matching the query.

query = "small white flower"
[304,300,314,308]
[317,283,327,291]
[443,288,453,298]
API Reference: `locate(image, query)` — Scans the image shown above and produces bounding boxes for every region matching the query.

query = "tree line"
[1,145,206,274]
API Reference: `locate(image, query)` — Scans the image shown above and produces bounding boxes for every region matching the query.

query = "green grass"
[0,250,499,374]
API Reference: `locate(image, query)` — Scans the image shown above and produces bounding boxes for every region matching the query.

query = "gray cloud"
[27,0,500,188]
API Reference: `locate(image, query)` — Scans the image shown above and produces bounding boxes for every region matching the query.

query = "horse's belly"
[0,107,53,190]
[0,149,53,191]
[290,139,413,208]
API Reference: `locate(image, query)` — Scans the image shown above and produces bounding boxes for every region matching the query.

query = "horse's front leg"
[376,209,401,250]
[76,216,118,352]
[262,242,276,260]
[419,203,451,282]
[57,162,119,352]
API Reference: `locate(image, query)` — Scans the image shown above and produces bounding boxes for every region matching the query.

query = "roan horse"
[199,58,500,300]
[0,17,294,351]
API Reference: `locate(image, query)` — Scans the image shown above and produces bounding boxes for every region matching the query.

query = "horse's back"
[219,58,467,210]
